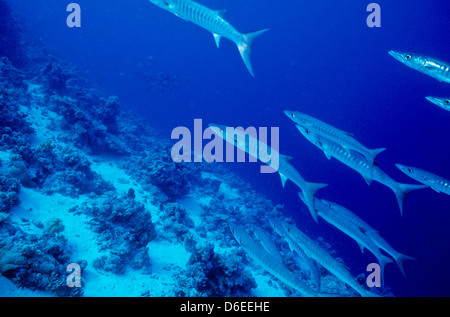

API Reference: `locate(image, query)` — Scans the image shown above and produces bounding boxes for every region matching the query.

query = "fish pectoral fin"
[357,242,365,254]
[323,151,331,160]
[174,13,189,22]
[287,242,295,252]
[430,186,441,193]
[344,131,354,136]
[279,172,288,188]
[213,33,222,48]
[363,175,373,185]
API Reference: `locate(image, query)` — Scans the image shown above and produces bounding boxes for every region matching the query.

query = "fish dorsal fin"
[215,9,227,18]
[279,172,288,188]
[213,34,222,48]
[343,131,354,137]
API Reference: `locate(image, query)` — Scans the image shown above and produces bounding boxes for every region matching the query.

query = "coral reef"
[177,242,257,297]
[0,176,20,214]
[124,149,194,202]
[0,222,83,296]
[72,192,156,274]
[157,202,194,243]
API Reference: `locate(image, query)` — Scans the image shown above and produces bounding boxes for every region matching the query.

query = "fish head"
[295,124,321,144]
[284,110,314,126]
[320,199,337,210]
[229,223,244,245]
[268,219,286,237]
[388,51,427,70]
[425,96,450,109]
[395,164,417,177]
[284,110,298,121]
[208,123,227,139]
[208,124,246,148]
[149,0,176,11]
[281,222,294,235]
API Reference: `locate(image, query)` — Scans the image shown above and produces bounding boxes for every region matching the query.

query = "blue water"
[7,0,450,296]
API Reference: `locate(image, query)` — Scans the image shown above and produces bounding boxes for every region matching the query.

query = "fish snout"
[388,50,406,63]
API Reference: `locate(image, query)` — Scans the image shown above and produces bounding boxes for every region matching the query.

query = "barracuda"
[209,123,327,223]
[250,224,283,264]
[321,199,416,278]
[149,0,268,76]
[284,110,385,166]
[282,222,379,297]
[269,219,321,291]
[396,164,450,196]
[388,51,450,84]
[425,96,450,112]
[300,193,393,284]
[229,223,321,297]
[297,125,427,216]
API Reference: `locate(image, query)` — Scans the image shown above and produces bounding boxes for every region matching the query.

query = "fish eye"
[445,100,450,105]
[164,0,170,5]
[291,113,295,118]
[405,54,412,60]
[408,168,413,173]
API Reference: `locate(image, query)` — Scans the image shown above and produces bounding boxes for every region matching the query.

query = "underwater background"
[1,0,449,297]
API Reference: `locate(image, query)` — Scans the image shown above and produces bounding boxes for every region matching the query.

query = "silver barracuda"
[250,224,283,264]
[209,124,327,223]
[297,125,427,216]
[298,193,393,284]
[284,110,385,166]
[148,0,268,76]
[396,164,450,196]
[388,51,450,84]
[229,223,321,297]
[425,96,450,112]
[269,219,321,291]
[321,199,416,278]
[281,222,379,297]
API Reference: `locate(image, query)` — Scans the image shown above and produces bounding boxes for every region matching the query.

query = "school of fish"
[148,0,449,297]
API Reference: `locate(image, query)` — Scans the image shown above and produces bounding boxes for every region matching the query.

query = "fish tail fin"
[394,252,416,278]
[237,29,269,76]
[300,182,328,223]
[367,147,386,165]
[376,253,394,287]
[394,183,428,216]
